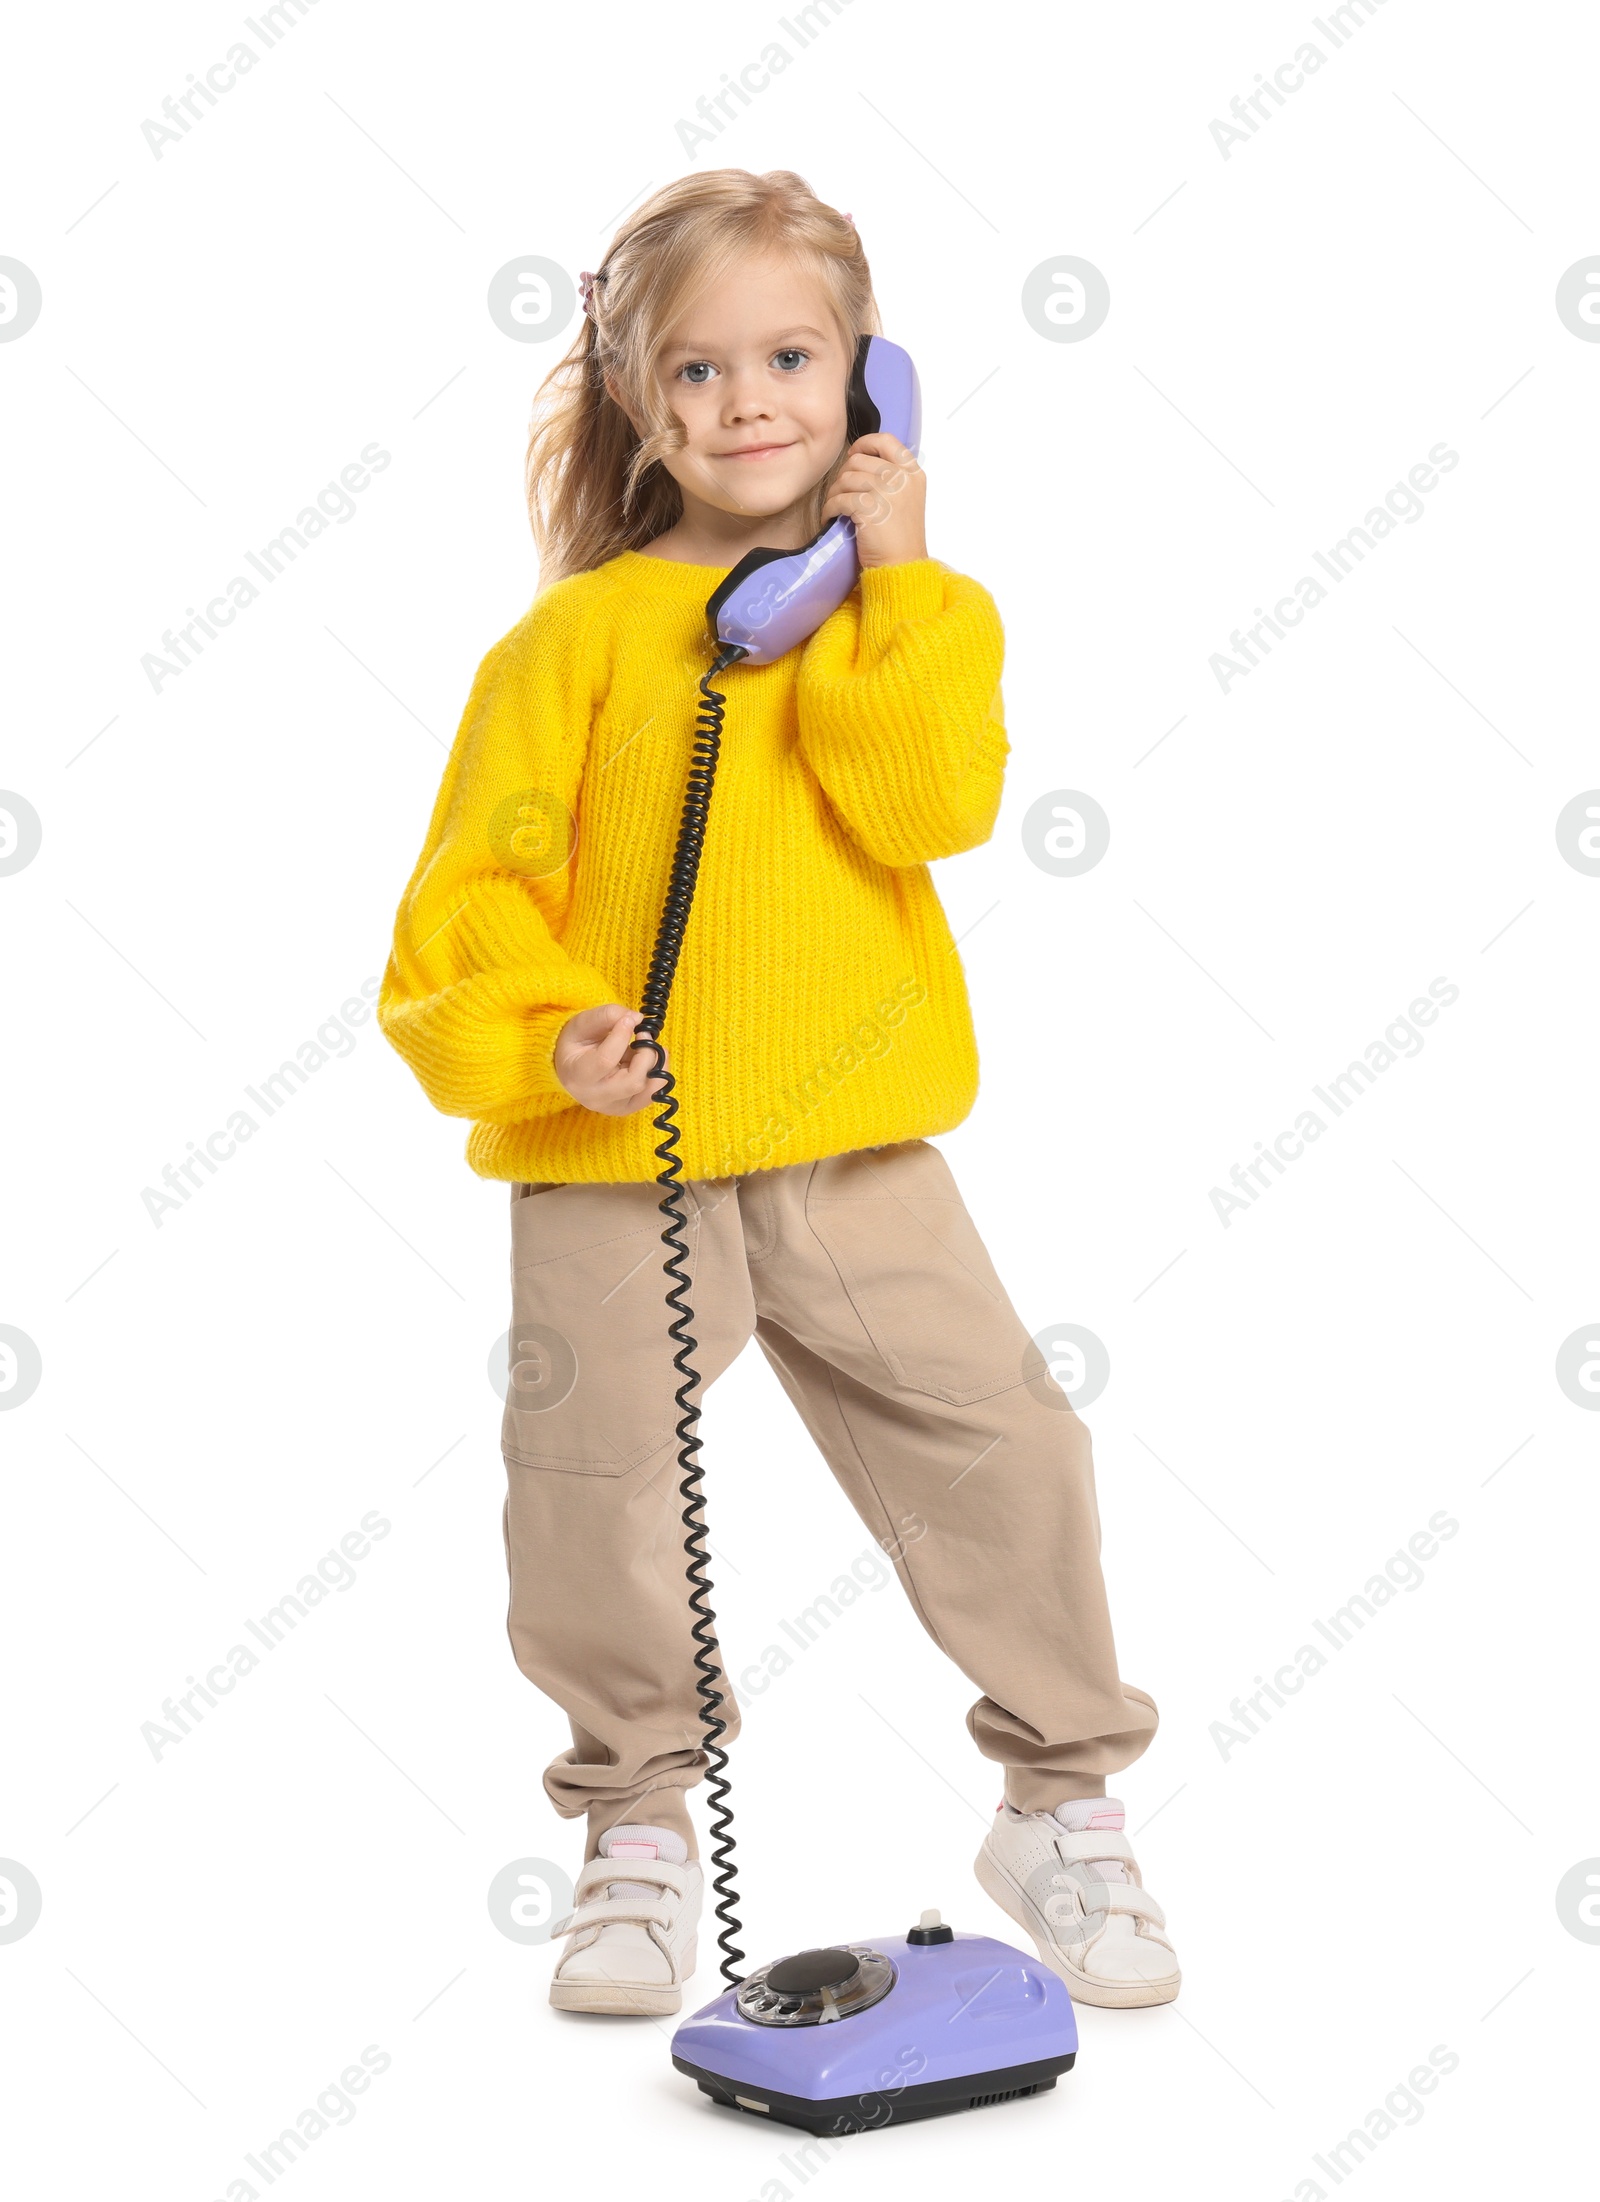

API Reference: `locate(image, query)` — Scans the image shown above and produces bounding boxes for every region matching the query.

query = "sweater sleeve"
[794,558,1008,868]
[377,588,622,1124]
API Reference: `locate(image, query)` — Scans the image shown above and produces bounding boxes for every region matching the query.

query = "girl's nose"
[724,380,776,421]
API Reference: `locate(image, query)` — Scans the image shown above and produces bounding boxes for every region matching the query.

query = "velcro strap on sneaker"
[549,1895,674,1938]
[573,1856,693,1905]
[1056,1831,1137,1867]
[1078,1880,1166,1929]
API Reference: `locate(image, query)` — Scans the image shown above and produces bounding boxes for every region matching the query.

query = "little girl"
[378,168,1179,2018]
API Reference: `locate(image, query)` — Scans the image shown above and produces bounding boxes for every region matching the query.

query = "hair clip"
[578,269,597,315]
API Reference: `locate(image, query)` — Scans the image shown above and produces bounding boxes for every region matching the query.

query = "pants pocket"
[503,1180,682,1475]
[804,1141,1033,1404]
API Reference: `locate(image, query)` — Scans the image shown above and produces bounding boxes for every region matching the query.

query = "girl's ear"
[603,371,643,436]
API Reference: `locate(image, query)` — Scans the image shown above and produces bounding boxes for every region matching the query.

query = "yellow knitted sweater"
[377,549,1007,1183]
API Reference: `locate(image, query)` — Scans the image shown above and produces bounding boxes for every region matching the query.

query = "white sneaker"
[548,1824,702,2016]
[975,1797,1180,2009]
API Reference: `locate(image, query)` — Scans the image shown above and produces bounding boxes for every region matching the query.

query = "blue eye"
[680,361,716,385]
[773,349,808,371]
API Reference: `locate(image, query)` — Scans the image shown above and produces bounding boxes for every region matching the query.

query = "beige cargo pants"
[500,1138,1157,1862]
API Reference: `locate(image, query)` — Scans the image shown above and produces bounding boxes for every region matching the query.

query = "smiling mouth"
[720,442,794,459]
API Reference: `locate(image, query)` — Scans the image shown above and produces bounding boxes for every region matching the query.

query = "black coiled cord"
[630,638,749,1986]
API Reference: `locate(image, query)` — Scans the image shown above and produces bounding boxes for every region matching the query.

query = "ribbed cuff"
[858,557,947,659]
[519,1005,576,1099]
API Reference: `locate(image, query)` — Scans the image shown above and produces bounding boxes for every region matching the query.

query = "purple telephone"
[672,1923,1078,2136]
[705,333,922,662]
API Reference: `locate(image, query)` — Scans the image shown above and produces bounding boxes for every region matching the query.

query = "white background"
[2,0,1596,2194]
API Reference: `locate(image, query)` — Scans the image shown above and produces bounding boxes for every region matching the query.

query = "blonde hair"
[525,169,880,588]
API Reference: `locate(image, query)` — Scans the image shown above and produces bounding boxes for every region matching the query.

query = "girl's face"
[625,251,851,531]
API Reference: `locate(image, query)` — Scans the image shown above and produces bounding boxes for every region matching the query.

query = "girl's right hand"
[553,1004,669,1114]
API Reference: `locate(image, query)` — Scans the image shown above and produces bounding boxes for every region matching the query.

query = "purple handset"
[706,334,922,664]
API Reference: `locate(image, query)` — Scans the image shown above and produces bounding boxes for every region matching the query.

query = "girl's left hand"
[820,431,928,570]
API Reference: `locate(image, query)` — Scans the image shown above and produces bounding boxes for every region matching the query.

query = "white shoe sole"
[974,1846,1180,2010]
[548,1934,696,2017]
